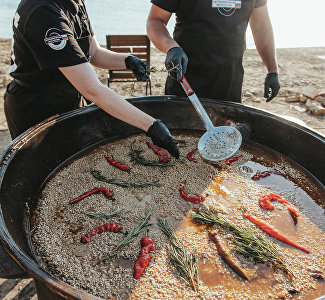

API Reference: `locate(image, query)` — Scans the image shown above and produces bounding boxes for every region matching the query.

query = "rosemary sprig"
[158,218,199,292]
[145,66,158,75]
[102,210,152,260]
[191,211,292,276]
[85,206,122,219]
[90,169,161,188]
[166,62,180,74]
[29,219,41,235]
[129,145,177,167]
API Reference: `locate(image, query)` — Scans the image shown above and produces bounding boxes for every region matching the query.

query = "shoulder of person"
[15,0,71,36]
[151,0,181,13]
[17,0,61,16]
[254,0,267,8]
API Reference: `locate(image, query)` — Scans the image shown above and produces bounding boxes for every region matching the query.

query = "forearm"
[89,36,128,69]
[253,26,278,73]
[88,84,155,131]
[250,7,278,73]
[60,63,155,131]
[91,48,128,69]
[147,19,178,53]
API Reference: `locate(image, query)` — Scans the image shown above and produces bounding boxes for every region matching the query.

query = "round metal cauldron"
[0,96,324,300]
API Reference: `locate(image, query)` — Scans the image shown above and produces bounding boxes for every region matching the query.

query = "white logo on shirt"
[44,28,68,50]
[14,12,20,28]
[9,39,17,73]
[212,0,241,16]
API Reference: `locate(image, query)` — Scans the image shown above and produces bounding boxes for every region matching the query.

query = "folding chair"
[106,34,152,95]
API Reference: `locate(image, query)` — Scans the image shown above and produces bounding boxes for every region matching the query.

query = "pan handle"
[0,244,28,278]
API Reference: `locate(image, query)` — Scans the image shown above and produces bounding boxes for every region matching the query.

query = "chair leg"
[145,78,152,96]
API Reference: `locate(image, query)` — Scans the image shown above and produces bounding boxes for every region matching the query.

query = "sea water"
[0,0,325,48]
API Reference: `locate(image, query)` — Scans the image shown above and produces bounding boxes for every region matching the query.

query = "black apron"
[165,0,255,102]
[4,1,92,139]
[4,79,82,139]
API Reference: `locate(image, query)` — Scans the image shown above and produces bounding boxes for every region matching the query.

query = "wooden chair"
[106,34,152,95]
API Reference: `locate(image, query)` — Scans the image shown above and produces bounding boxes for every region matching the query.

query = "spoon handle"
[180,75,214,131]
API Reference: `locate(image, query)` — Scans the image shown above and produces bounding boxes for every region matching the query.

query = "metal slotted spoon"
[180,75,242,162]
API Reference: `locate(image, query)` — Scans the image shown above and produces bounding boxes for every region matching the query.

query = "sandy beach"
[0,38,324,299]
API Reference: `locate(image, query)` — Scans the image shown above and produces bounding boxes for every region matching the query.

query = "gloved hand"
[264,72,280,102]
[165,47,188,81]
[125,55,149,82]
[146,119,179,158]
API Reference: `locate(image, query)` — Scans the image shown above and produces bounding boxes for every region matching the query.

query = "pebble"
[244,91,253,98]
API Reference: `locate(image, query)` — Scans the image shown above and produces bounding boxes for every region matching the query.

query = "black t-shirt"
[150,0,268,101]
[151,0,266,14]
[9,0,94,89]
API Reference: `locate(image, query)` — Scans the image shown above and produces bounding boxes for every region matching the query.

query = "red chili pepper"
[147,143,171,163]
[225,155,243,165]
[179,180,205,204]
[243,213,309,253]
[81,223,123,243]
[69,187,114,204]
[252,170,287,180]
[105,156,131,172]
[186,150,197,163]
[133,236,156,279]
[258,192,300,218]
[272,171,287,177]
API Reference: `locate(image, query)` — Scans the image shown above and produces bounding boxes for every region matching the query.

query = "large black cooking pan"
[0,96,324,299]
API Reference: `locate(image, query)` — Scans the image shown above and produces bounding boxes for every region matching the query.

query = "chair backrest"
[106,35,151,82]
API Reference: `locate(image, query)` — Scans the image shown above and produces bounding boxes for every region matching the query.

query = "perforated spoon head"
[198,126,242,162]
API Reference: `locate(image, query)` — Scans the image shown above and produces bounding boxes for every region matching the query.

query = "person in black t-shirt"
[4,0,179,158]
[146,0,280,103]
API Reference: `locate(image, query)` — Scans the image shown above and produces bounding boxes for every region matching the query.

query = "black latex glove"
[125,55,149,82]
[146,119,179,158]
[264,72,280,102]
[165,47,188,81]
